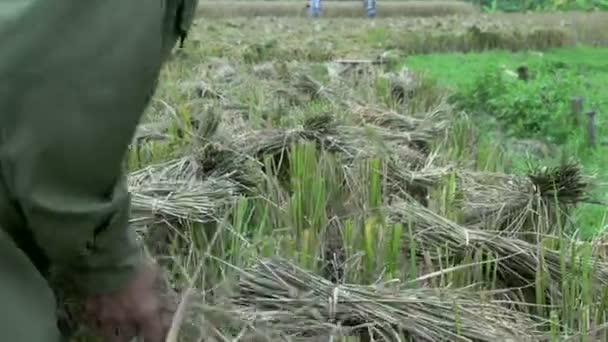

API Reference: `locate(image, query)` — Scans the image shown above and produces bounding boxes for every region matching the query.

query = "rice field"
[66,9,608,342]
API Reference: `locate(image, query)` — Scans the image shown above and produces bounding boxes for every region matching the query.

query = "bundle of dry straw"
[239,113,431,167]
[456,162,591,235]
[128,156,240,225]
[351,103,450,145]
[128,104,452,226]
[387,200,608,301]
[198,258,540,342]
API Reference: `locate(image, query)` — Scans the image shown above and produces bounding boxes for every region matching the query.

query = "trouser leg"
[0,229,63,342]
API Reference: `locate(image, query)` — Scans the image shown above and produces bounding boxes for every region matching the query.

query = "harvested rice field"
[66,10,608,342]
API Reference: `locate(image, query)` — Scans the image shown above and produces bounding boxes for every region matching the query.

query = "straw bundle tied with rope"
[195,258,540,342]
[129,176,238,225]
[267,67,347,108]
[385,151,453,195]
[239,113,432,166]
[386,200,608,301]
[351,103,451,140]
[291,71,345,106]
[128,156,241,225]
[456,162,592,235]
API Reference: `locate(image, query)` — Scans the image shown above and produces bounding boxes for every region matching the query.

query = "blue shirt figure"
[310,0,322,17]
[365,0,377,18]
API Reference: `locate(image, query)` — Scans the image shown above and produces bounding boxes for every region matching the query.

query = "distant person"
[364,0,377,18]
[308,0,376,18]
[310,0,322,17]
[0,0,198,341]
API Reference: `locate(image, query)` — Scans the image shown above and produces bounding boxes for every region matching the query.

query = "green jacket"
[0,0,198,295]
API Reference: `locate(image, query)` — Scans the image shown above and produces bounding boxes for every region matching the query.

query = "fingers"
[138,297,170,342]
[88,300,167,342]
[83,262,172,342]
[89,315,138,342]
[98,321,138,342]
[85,294,137,342]
[137,311,169,342]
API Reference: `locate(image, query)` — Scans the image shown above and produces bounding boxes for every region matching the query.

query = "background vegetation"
[464,0,608,12]
[406,47,608,238]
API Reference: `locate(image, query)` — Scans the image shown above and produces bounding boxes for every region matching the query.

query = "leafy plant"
[455,61,584,144]
[463,0,608,11]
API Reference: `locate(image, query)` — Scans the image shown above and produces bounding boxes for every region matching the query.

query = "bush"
[463,0,608,12]
[454,61,584,144]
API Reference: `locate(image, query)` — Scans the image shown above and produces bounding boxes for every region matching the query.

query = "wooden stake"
[571,96,583,127]
[587,110,597,148]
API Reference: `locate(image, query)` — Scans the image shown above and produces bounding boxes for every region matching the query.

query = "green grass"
[404,47,608,94]
[404,47,608,238]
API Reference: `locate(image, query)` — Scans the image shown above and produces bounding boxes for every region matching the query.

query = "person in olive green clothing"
[0,0,198,341]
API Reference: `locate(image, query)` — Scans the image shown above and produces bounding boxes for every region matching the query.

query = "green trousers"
[0,229,65,341]
[0,0,197,340]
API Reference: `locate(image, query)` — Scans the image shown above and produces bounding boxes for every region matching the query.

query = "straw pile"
[386,199,608,301]
[128,157,241,225]
[126,105,447,226]
[456,162,591,236]
[199,258,540,342]
[352,103,451,140]
[237,113,431,170]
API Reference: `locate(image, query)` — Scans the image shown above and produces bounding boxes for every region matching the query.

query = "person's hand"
[83,262,173,342]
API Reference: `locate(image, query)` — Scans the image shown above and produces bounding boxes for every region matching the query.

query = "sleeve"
[162,0,200,52]
[0,0,169,295]
[177,0,199,41]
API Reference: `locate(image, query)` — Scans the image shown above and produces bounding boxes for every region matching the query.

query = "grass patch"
[405,47,608,238]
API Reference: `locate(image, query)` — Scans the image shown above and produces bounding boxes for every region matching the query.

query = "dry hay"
[380,67,425,106]
[128,107,262,225]
[190,110,265,188]
[386,199,608,303]
[128,95,455,226]
[195,258,540,342]
[384,152,454,206]
[456,162,591,236]
[128,101,449,226]
[352,103,450,135]
[128,157,241,226]
[231,112,445,201]
[126,152,257,259]
[351,102,451,153]
[291,71,342,105]
[127,132,268,227]
[262,62,384,109]
[346,102,454,203]
[281,67,354,107]
[239,113,429,165]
